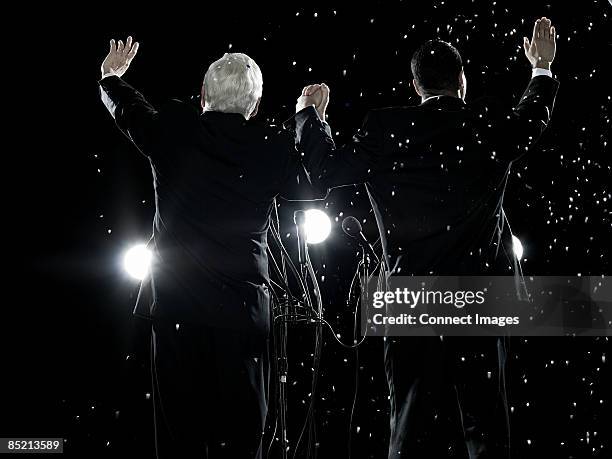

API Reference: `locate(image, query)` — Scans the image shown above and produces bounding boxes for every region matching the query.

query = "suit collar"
[201,110,248,122]
[420,95,466,108]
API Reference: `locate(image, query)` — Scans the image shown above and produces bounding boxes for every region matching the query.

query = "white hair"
[203,53,263,119]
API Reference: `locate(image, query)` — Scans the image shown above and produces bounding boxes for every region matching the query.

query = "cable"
[266,202,387,458]
[293,247,324,458]
[269,222,317,314]
[265,209,284,459]
[317,258,384,350]
[266,204,324,459]
[348,254,367,458]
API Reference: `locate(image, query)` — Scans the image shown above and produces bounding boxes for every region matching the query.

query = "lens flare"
[512,235,524,260]
[124,244,152,280]
[304,209,331,244]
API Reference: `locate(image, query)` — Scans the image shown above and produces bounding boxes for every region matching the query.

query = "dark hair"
[411,40,463,93]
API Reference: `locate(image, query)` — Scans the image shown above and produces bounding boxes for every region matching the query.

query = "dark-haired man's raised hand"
[523,17,556,70]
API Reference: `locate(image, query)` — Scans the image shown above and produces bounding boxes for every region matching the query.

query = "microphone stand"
[360,249,372,307]
[270,212,322,459]
[292,214,324,458]
[275,296,290,459]
[294,210,308,281]
[346,243,373,458]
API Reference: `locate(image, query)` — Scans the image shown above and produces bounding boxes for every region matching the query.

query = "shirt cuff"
[532,67,553,78]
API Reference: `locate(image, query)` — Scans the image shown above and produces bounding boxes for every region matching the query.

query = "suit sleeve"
[483,75,560,161]
[294,106,385,194]
[271,122,326,201]
[99,75,161,157]
[278,155,327,201]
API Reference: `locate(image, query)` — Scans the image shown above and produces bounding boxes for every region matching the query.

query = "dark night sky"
[4,1,611,458]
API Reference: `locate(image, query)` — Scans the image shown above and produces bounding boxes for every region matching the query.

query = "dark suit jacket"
[294,75,559,275]
[99,76,318,333]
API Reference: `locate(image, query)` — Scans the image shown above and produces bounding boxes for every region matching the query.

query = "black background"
[4,1,611,458]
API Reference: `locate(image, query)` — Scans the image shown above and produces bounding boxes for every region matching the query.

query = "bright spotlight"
[124,244,152,280]
[512,235,524,260]
[304,209,331,244]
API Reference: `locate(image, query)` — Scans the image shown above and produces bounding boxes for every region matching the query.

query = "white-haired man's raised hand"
[523,17,556,70]
[296,83,330,121]
[101,36,140,79]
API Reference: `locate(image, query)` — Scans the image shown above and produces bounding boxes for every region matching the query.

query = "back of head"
[203,53,263,119]
[411,40,463,95]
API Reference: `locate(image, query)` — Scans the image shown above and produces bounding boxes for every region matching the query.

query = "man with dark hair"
[295,17,559,458]
[411,40,465,97]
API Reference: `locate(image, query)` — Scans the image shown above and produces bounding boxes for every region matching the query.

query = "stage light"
[124,244,152,280]
[512,235,524,260]
[304,209,331,244]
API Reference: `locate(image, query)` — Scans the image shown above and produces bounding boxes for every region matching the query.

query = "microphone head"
[294,210,306,225]
[342,216,362,238]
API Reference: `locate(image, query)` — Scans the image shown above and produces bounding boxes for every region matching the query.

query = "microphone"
[294,210,307,266]
[341,216,362,239]
[342,216,379,262]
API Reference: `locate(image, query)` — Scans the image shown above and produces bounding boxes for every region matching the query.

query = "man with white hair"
[202,53,263,117]
[99,38,316,458]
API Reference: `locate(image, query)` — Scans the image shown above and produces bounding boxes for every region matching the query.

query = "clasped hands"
[296,83,330,121]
